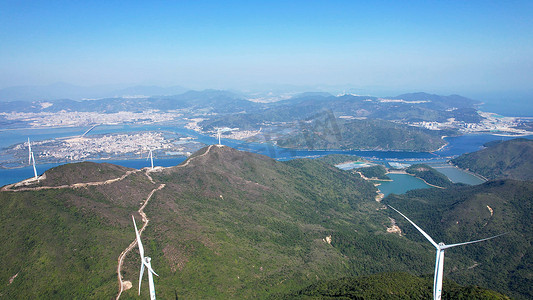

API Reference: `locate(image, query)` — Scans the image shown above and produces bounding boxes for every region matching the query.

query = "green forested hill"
[40,161,134,186]
[358,165,390,180]
[0,146,525,299]
[406,163,454,188]
[2,146,387,298]
[279,272,509,299]
[451,138,533,180]
[277,118,447,151]
[0,166,157,298]
[146,146,387,298]
[383,179,533,299]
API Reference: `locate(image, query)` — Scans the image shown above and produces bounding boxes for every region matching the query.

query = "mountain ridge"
[0,145,528,298]
[451,138,533,180]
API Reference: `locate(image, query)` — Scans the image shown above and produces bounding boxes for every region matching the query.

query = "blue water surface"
[1,124,531,189]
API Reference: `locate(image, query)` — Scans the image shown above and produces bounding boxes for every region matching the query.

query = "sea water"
[1,124,531,189]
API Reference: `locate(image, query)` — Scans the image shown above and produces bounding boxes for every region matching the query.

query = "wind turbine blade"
[139,262,145,295]
[145,261,159,277]
[31,152,38,179]
[440,232,507,249]
[132,215,145,259]
[388,205,439,248]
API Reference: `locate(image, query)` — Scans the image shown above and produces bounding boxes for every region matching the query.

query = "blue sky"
[1,0,532,97]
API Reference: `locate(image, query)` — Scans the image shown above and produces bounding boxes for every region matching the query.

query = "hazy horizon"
[1,1,532,100]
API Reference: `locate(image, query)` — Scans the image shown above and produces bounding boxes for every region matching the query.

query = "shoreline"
[386,170,446,189]
[444,161,488,182]
[0,155,190,170]
[432,136,449,153]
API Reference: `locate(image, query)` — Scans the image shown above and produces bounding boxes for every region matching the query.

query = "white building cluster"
[410,111,532,136]
[1,110,183,127]
[40,132,174,161]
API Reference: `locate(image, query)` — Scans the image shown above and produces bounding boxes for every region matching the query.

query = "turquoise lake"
[377,173,433,196]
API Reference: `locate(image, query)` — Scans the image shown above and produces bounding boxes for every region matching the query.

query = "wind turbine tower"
[389,205,505,300]
[31,151,38,179]
[217,128,222,145]
[28,138,37,179]
[149,150,154,169]
[132,216,159,300]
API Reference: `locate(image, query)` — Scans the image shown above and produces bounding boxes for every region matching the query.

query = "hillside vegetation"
[406,163,454,188]
[277,118,446,151]
[383,179,533,299]
[0,166,156,298]
[146,146,389,298]
[278,272,509,299]
[357,165,390,180]
[0,146,526,299]
[451,138,533,180]
[40,162,134,186]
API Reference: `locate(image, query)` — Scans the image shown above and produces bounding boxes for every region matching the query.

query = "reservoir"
[429,164,485,185]
[377,173,432,196]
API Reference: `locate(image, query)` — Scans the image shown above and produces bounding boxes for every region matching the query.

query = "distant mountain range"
[0,88,482,124]
[0,89,487,152]
[0,83,189,102]
[0,89,253,114]
[0,83,480,107]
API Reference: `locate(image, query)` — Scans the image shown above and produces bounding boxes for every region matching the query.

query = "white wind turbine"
[217,128,222,145]
[132,215,159,300]
[389,205,505,300]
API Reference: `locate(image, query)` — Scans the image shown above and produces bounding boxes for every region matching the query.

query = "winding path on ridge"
[115,145,218,299]
[0,145,219,299]
[0,169,141,192]
[1,145,218,193]
[116,180,165,300]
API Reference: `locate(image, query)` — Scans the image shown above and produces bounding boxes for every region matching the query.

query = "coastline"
[432,136,449,153]
[360,168,444,203]
[387,170,446,189]
[445,161,488,182]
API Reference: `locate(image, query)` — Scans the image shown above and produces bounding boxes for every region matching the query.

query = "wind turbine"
[388,205,505,300]
[132,216,158,300]
[217,128,222,145]
[31,151,38,179]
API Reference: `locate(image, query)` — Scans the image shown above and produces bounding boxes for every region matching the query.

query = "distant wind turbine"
[217,128,222,145]
[388,205,505,300]
[132,216,158,300]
